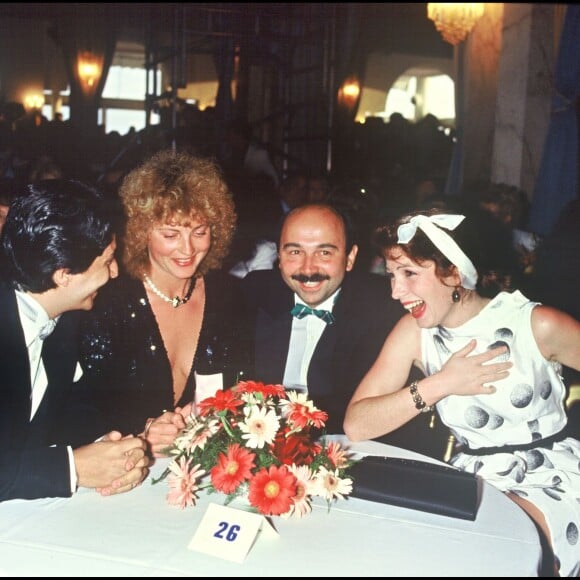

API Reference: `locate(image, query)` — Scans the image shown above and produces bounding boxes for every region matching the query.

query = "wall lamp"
[338,76,361,113]
[24,93,45,110]
[77,52,102,93]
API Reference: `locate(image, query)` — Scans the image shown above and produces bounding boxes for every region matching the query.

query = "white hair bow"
[397,214,478,289]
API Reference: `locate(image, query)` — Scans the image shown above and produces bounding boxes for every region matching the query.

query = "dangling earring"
[452,287,461,303]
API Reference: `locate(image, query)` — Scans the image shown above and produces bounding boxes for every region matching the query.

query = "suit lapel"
[40,311,79,417]
[307,275,354,395]
[255,308,292,383]
[311,275,354,358]
[253,276,294,383]
[0,286,33,421]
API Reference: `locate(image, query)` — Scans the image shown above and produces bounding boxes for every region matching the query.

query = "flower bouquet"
[153,380,354,517]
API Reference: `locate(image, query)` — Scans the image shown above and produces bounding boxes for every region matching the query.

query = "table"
[0,436,542,577]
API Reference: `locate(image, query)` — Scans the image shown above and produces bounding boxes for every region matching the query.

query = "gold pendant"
[429,411,436,429]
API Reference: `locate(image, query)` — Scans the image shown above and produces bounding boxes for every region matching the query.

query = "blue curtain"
[528,5,580,237]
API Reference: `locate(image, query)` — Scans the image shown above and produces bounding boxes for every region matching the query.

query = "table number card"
[188,503,278,563]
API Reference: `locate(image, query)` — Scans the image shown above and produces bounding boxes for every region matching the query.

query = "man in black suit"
[0,179,149,502]
[241,202,408,435]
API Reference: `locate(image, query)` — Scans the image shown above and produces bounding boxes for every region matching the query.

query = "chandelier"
[427,3,485,46]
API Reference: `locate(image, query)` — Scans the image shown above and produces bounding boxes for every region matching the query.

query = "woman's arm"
[344,314,428,442]
[344,313,513,442]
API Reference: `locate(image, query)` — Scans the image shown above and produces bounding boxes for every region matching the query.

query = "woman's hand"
[142,410,188,458]
[175,402,195,419]
[440,339,512,396]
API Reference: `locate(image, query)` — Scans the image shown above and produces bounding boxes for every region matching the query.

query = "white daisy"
[238,405,280,448]
[313,466,353,501]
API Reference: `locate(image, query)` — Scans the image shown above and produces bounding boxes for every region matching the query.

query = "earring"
[452,287,461,303]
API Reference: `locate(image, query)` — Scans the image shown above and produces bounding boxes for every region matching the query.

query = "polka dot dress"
[422,291,580,576]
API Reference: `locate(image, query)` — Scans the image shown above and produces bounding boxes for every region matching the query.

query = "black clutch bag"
[349,455,480,521]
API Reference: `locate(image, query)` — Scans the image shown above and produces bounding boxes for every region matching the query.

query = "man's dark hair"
[0,179,114,292]
[284,201,358,253]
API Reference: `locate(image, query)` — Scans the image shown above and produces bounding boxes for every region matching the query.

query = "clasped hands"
[142,403,194,459]
[74,431,150,497]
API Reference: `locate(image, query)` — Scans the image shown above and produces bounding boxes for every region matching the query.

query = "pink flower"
[325,440,350,469]
[282,464,316,518]
[166,457,205,509]
[181,418,220,453]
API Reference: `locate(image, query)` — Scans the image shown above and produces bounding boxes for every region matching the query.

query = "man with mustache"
[241,202,416,436]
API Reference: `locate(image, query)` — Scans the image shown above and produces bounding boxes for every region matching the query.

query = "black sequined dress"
[79,270,252,435]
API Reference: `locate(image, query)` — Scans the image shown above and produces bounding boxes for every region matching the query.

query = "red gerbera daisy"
[197,389,244,416]
[210,443,256,494]
[271,426,318,465]
[285,401,328,430]
[234,380,287,399]
[248,465,297,515]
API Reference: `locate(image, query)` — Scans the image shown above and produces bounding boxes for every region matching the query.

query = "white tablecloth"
[0,436,542,577]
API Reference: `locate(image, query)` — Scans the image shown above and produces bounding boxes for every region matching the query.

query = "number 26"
[213,520,240,541]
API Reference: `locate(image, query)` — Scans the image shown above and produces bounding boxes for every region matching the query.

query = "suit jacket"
[0,284,103,502]
[241,269,406,433]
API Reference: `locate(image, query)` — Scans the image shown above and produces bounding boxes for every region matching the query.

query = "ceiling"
[0,3,452,60]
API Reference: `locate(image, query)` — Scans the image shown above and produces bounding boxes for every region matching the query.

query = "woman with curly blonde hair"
[122,151,235,279]
[80,150,252,457]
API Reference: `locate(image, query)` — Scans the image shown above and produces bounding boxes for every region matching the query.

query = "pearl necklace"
[143,274,196,308]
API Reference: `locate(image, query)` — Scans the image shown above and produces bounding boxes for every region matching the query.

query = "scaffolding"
[143,3,344,178]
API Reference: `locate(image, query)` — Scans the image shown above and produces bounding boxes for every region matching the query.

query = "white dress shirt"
[229,239,278,279]
[283,289,340,391]
[15,290,78,492]
[244,142,280,187]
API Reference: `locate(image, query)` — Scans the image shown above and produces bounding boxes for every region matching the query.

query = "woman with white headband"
[344,208,580,577]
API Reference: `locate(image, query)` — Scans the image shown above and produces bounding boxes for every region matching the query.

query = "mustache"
[291,273,330,283]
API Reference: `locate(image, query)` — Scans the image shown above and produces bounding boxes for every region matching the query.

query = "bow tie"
[38,319,57,340]
[291,303,335,325]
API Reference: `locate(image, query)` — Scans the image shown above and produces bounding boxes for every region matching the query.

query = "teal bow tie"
[291,303,335,325]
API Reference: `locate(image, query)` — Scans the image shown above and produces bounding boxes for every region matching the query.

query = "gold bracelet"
[143,418,155,437]
[409,381,434,413]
